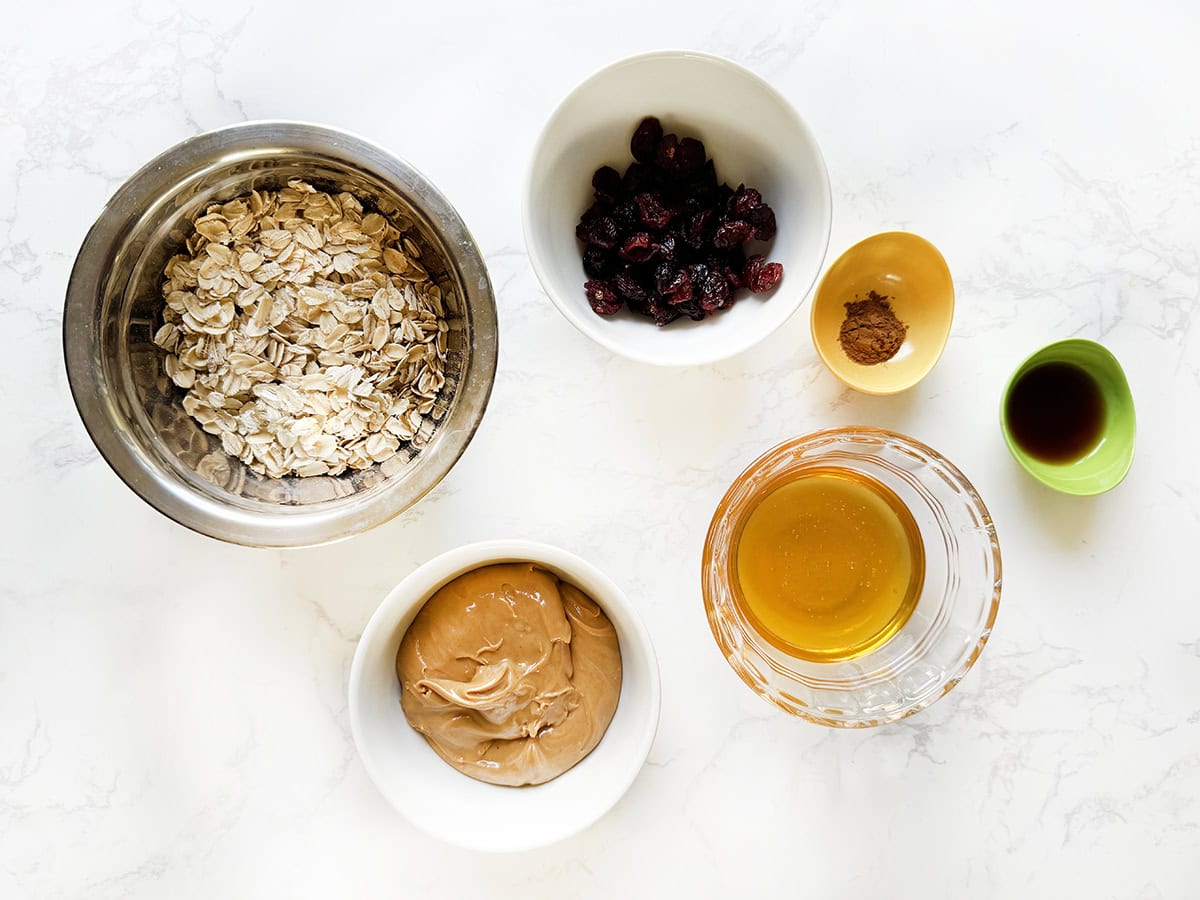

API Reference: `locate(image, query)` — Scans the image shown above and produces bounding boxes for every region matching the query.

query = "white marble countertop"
[3,1,1198,897]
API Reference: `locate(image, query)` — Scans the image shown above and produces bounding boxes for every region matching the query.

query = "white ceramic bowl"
[523,50,832,367]
[349,540,661,852]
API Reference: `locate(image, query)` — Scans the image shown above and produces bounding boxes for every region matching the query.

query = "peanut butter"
[396,563,622,787]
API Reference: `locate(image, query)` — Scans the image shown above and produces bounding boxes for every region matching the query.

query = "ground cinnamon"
[838,291,907,365]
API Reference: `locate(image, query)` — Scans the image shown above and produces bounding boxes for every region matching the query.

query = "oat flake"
[155,180,449,479]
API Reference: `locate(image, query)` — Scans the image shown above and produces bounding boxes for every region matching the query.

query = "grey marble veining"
[2,1,1198,897]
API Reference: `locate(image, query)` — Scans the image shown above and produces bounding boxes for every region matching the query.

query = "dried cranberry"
[677,195,702,217]
[585,280,623,315]
[579,200,604,223]
[691,159,718,191]
[682,184,714,210]
[635,192,674,229]
[619,232,657,263]
[714,220,754,249]
[744,255,784,294]
[747,204,777,241]
[612,201,639,234]
[579,116,784,323]
[656,134,707,179]
[684,209,713,249]
[656,266,694,305]
[648,298,681,327]
[613,271,649,303]
[583,246,611,279]
[713,259,745,290]
[582,216,618,249]
[575,203,601,242]
[657,233,678,263]
[623,286,651,314]
[622,162,656,195]
[699,270,732,312]
[592,166,622,201]
[730,185,762,217]
[630,117,664,164]
[720,244,747,266]
[675,138,706,178]
[654,134,680,174]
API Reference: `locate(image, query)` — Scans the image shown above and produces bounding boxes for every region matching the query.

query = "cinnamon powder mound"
[838,291,907,365]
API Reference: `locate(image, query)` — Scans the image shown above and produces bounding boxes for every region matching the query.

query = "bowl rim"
[62,119,498,548]
[810,231,956,396]
[521,48,833,367]
[702,426,1003,726]
[348,539,662,852]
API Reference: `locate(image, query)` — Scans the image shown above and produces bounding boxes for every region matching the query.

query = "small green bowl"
[1000,339,1136,495]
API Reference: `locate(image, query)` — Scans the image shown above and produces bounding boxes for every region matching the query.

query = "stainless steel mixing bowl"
[63,122,497,547]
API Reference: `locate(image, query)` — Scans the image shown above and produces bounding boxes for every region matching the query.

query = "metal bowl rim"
[63,120,498,548]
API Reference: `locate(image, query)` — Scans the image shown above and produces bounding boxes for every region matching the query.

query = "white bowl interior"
[525,51,832,366]
[349,541,661,852]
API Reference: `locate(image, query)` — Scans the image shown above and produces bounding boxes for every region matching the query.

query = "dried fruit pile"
[576,116,783,326]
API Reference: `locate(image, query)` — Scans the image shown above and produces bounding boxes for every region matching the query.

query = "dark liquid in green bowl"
[1006,361,1106,463]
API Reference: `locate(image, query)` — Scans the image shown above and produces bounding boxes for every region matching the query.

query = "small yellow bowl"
[810,232,954,395]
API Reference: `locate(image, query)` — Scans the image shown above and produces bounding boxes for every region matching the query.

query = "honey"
[731,467,924,661]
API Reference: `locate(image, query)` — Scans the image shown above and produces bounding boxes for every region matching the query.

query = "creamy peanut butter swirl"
[396,563,622,787]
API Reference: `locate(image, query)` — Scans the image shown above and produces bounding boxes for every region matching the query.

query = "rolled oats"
[155,180,449,479]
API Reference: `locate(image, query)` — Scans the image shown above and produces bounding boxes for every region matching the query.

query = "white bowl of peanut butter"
[349,540,661,852]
